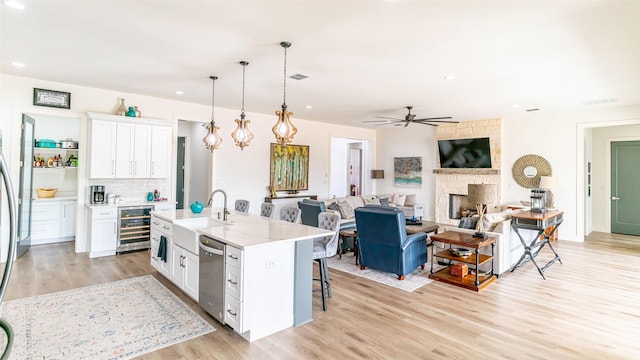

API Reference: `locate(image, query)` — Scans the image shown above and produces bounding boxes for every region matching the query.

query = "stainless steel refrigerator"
[0,129,18,357]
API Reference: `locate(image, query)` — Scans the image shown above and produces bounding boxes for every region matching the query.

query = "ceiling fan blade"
[404,121,410,127]
[375,116,404,120]
[414,122,438,127]
[406,114,416,121]
[413,116,453,121]
[416,120,460,124]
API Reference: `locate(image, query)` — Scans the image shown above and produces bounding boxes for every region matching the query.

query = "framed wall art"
[270,143,309,192]
[33,88,71,109]
[394,157,422,188]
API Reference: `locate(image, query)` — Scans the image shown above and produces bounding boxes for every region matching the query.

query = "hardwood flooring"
[3,232,640,359]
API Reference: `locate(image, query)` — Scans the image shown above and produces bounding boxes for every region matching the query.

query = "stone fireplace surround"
[434,119,502,226]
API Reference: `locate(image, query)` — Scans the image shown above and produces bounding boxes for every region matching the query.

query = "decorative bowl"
[190,201,204,214]
[450,248,472,257]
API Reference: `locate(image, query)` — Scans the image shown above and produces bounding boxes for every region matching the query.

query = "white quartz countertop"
[85,200,170,209]
[154,208,334,249]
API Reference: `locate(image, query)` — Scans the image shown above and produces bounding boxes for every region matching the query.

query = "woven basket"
[36,188,58,198]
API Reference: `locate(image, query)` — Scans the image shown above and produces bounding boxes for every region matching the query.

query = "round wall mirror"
[512,154,552,189]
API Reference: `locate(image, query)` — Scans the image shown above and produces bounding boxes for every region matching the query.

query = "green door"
[611,141,640,235]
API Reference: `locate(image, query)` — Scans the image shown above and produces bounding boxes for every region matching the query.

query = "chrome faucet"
[208,189,230,221]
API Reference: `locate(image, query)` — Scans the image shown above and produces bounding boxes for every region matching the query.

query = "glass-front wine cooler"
[117,205,153,253]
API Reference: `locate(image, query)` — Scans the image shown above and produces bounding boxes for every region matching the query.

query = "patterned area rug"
[326,255,432,292]
[0,275,214,359]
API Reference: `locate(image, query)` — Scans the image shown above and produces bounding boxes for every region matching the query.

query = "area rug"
[0,275,214,359]
[326,255,432,292]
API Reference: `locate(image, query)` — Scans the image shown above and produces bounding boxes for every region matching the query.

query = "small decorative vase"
[134,106,141,118]
[147,192,154,201]
[190,201,204,214]
[116,98,127,116]
[126,106,137,117]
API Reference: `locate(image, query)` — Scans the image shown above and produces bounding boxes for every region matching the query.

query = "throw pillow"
[336,200,355,219]
[458,216,479,229]
[404,194,416,206]
[362,196,380,205]
[327,201,340,214]
[379,197,390,206]
[395,194,407,206]
[477,209,513,232]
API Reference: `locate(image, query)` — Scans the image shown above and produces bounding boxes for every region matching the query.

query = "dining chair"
[260,202,276,218]
[280,207,301,223]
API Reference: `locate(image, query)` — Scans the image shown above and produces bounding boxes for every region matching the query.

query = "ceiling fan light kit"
[365,105,457,127]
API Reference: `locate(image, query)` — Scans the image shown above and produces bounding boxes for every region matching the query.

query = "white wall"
[0,74,376,259]
[375,125,438,221]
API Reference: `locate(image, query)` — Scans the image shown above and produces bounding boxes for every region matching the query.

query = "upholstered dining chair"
[235,199,250,213]
[260,202,276,218]
[314,212,341,311]
[280,207,301,223]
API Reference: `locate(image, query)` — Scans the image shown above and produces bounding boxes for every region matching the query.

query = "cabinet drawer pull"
[162,225,170,230]
[152,221,159,225]
[227,309,237,317]
[228,254,238,260]
[227,279,237,285]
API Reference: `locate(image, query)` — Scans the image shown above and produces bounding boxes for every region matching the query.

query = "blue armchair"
[354,206,428,280]
[298,199,326,227]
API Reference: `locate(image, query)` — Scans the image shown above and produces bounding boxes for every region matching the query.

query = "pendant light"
[203,75,223,152]
[272,41,298,145]
[231,61,254,150]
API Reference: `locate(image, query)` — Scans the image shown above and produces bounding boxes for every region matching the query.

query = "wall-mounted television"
[437,137,492,168]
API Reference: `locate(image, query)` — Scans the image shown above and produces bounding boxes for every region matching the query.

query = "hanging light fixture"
[203,75,223,152]
[231,61,254,150]
[272,41,298,145]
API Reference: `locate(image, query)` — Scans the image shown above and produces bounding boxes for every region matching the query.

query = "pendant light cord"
[282,43,288,108]
[210,76,217,124]
[241,62,246,114]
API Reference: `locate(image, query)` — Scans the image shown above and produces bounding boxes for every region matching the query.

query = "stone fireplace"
[434,119,502,226]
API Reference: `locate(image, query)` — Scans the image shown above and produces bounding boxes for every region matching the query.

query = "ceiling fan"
[363,106,458,127]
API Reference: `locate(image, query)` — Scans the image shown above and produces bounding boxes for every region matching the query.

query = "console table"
[510,210,563,279]
[264,194,318,203]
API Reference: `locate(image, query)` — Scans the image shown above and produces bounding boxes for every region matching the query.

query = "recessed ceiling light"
[5,1,25,10]
[11,61,24,67]
[175,90,184,95]
[290,74,308,80]
[305,105,312,109]
[444,75,455,80]
[511,104,519,108]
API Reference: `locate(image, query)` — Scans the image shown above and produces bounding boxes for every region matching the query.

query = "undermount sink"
[172,218,224,253]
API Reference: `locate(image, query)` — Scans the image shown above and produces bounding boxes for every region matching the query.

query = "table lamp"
[467,183,498,238]
[371,170,384,179]
[538,175,558,209]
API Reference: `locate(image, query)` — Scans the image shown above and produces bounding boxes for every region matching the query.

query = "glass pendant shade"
[273,41,297,145]
[203,120,222,151]
[232,114,254,150]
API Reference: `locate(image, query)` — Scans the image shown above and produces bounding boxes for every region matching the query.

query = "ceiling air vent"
[289,73,308,80]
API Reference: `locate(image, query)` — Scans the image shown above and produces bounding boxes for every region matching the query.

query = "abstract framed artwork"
[270,143,309,192]
[394,157,422,188]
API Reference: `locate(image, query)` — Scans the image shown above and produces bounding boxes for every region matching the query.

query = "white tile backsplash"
[88,179,170,203]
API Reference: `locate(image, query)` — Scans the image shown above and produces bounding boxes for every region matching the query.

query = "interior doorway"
[176,136,186,209]
[610,141,640,235]
[348,147,362,196]
[330,138,371,198]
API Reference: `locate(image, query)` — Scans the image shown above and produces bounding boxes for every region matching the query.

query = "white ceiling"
[2,1,640,128]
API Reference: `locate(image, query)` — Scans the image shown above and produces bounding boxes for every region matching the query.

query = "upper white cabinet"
[88,113,173,179]
[150,125,171,178]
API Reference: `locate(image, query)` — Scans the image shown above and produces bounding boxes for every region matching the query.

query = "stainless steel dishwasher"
[198,235,226,324]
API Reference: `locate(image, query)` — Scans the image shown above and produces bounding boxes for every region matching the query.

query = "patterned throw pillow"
[336,200,355,219]
[379,197,390,206]
[362,196,380,205]
[394,194,407,206]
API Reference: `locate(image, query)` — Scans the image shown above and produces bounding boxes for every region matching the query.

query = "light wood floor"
[4,232,640,359]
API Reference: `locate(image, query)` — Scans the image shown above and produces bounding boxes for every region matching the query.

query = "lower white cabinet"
[89,207,117,258]
[170,244,199,301]
[150,215,172,276]
[32,200,76,244]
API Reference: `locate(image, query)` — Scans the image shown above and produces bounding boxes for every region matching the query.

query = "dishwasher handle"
[199,242,224,255]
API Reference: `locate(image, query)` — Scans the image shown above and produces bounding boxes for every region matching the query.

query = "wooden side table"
[429,231,497,292]
[338,229,359,265]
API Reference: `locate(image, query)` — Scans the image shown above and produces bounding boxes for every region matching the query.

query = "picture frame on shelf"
[33,88,71,109]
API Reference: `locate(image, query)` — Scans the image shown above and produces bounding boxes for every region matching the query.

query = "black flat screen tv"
[437,137,492,168]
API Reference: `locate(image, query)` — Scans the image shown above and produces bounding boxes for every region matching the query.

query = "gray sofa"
[321,193,423,230]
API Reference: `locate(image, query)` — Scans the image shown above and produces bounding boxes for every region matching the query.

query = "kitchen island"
[151,208,334,342]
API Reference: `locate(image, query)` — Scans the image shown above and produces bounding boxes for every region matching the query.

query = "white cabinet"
[60,200,76,237]
[31,200,77,244]
[150,125,172,178]
[170,244,199,301]
[88,113,173,179]
[224,245,244,332]
[115,123,151,178]
[150,215,172,276]
[89,206,117,258]
[88,119,117,178]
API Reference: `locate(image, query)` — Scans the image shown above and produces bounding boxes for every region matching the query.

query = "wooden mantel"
[433,168,500,175]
